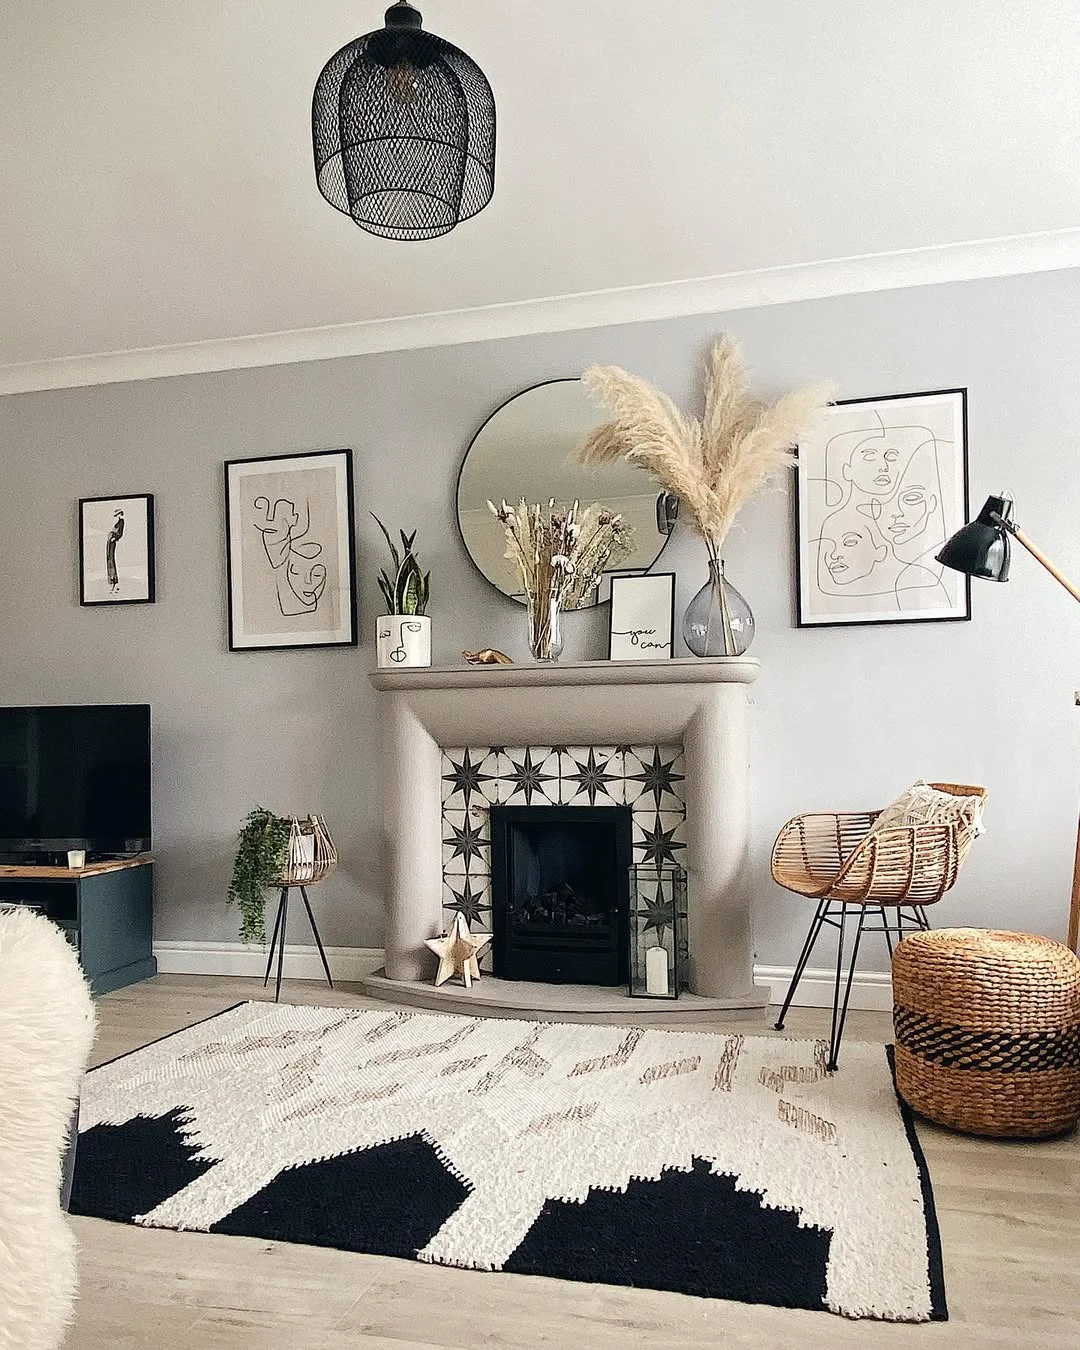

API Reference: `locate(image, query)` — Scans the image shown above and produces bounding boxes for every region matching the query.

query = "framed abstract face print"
[225,449,358,651]
[795,389,970,627]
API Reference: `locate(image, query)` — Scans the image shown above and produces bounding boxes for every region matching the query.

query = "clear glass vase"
[682,558,755,657]
[527,592,563,662]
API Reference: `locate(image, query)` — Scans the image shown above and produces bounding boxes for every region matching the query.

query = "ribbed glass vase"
[526,592,563,662]
[682,558,755,657]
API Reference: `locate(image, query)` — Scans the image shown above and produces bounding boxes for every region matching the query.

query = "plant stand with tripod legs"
[263,882,334,1003]
[261,815,337,1002]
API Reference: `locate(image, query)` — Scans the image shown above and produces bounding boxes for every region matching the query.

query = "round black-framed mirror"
[456,378,676,608]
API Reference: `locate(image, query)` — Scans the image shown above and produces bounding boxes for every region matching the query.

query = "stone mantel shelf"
[369,656,759,693]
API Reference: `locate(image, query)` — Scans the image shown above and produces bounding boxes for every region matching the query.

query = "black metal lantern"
[628,865,687,999]
[312,1,496,241]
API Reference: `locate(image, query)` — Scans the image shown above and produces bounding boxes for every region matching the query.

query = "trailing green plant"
[372,514,430,616]
[227,806,291,944]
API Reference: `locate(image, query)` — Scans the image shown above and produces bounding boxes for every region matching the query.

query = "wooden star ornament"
[425,913,493,988]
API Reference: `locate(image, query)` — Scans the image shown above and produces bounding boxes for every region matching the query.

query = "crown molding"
[4,227,1080,396]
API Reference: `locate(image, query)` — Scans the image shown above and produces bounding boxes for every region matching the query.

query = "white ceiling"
[2,1,1080,388]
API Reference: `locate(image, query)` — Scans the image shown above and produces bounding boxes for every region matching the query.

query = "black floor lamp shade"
[936,494,1013,582]
[312,1,495,241]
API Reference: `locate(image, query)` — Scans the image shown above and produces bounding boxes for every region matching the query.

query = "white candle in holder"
[644,945,669,997]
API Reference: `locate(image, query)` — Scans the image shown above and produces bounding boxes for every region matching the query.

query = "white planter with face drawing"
[376,615,432,668]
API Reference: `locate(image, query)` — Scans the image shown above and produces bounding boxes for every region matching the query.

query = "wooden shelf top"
[0,855,154,880]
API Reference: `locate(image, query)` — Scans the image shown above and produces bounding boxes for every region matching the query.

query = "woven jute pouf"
[892,928,1080,1138]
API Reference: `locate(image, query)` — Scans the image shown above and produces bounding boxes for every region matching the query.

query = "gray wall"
[2,270,1078,968]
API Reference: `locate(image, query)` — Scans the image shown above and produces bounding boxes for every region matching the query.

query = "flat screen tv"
[0,705,151,857]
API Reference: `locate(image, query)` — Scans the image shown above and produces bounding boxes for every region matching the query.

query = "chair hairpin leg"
[880,905,896,960]
[274,886,290,1003]
[774,898,831,1031]
[827,904,867,1072]
[263,888,287,988]
[300,885,333,989]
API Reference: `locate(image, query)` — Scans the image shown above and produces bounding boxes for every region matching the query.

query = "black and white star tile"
[624,746,687,812]
[559,747,627,807]
[633,811,688,867]
[501,747,562,807]
[442,873,492,927]
[441,809,491,875]
[441,748,502,810]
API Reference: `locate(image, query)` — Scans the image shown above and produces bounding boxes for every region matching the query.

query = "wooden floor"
[68,974,1079,1350]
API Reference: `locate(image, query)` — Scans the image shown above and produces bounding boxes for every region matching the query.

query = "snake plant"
[373,514,431,616]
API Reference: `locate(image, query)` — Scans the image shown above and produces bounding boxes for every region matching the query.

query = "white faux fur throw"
[0,910,95,1350]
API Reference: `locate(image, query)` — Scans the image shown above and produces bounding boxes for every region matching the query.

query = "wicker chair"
[263,815,338,1002]
[771,782,987,1070]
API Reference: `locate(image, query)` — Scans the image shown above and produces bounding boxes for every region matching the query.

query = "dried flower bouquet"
[489,498,634,658]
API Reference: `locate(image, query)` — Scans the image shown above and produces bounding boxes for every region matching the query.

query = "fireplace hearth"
[490,805,632,985]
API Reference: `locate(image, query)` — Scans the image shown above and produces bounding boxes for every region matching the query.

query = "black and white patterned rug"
[70,1002,946,1321]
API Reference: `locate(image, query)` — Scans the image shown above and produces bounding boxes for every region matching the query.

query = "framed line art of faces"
[79,494,156,605]
[795,389,971,628]
[608,573,676,660]
[225,449,358,651]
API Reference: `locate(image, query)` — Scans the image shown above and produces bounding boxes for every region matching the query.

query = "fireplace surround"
[367,658,762,1012]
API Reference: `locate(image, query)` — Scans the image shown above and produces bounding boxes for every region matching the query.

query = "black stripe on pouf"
[69,1108,215,1222]
[504,1157,831,1310]
[210,1133,471,1259]
[894,1005,1080,1071]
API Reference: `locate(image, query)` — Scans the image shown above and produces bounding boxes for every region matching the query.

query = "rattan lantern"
[312,1,496,241]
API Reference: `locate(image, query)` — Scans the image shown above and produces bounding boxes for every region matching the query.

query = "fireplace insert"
[489,805,632,985]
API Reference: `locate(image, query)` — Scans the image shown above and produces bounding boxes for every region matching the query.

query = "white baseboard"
[753,965,893,1013]
[152,941,384,984]
[153,943,892,1012]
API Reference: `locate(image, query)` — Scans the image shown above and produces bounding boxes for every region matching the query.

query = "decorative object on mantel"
[937,491,1080,953]
[579,337,833,656]
[70,1002,948,1323]
[457,379,675,608]
[462,648,514,665]
[608,573,676,661]
[312,1,495,241]
[425,912,492,987]
[488,499,634,661]
[628,865,686,998]
[795,390,970,628]
[225,450,358,651]
[374,514,432,668]
[78,493,155,606]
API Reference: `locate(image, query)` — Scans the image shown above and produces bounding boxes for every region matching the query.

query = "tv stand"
[0,857,156,995]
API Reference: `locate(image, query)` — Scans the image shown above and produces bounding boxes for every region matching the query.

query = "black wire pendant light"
[312,1,496,241]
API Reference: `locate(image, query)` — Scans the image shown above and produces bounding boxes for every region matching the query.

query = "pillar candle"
[645,944,669,996]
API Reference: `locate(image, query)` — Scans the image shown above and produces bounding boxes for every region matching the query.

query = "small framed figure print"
[79,494,156,606]
[795,388,970,627]
[608,573,676,660]
[224,449,358,651]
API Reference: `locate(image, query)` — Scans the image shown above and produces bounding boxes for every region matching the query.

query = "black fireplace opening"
[490,805,633,986]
